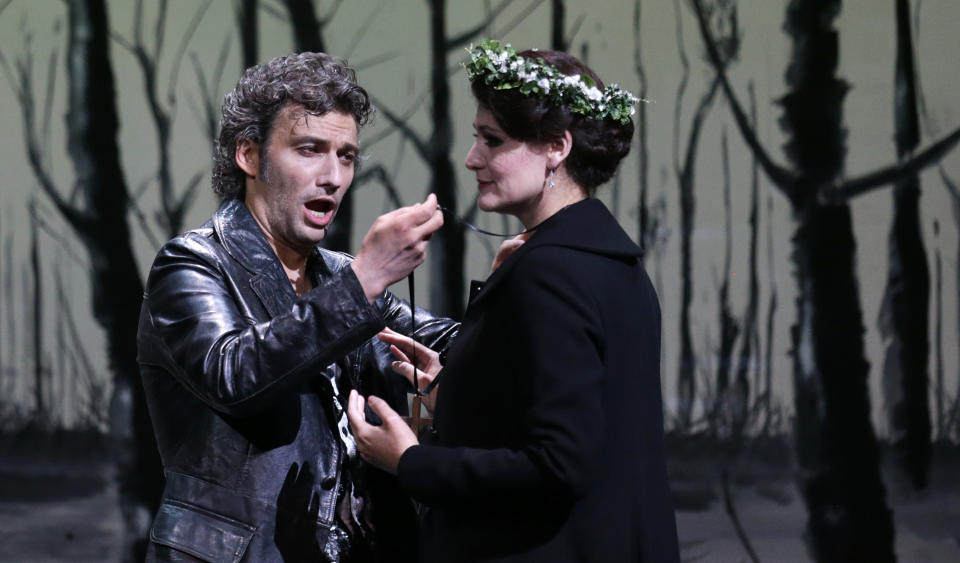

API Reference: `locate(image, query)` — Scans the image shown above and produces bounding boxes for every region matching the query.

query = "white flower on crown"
[537,78,550,92]
[562,74,582,88]
[585,87,603,101]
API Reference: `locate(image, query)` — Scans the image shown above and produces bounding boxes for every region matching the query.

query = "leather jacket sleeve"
[139,234,386,417]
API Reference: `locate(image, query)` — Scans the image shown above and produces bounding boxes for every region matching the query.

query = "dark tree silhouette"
[877,0,931,491]
[634,0,651,256]
[671,0,738,430]
[28,200,49,428]
[713,126,741,436]
[235,0,259,68]
[941,168,960,440]
[280,0,358,252]
[732,82,761,439]
[375,0,533,317]
[932,219,944,440]
[7,1,162,560]
[692,0,960,558]
[113,0,210,239]
[551,0,566,51]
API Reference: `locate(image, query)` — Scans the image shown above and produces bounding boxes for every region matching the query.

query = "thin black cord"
[439,206,533,238]
[407,272,418,395]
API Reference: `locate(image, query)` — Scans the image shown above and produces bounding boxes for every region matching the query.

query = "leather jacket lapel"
[213,198,297,317]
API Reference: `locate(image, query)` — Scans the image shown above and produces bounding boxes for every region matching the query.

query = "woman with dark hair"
[347,40,679,562]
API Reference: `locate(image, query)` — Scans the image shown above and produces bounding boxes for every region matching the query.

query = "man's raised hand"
[351,194,444,302]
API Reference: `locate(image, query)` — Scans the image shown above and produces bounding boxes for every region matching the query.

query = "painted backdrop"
[1,0,959,561]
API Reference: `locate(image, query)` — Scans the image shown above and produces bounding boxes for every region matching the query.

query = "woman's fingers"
[389,344,411,365]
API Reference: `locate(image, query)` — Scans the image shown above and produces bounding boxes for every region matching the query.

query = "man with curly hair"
[137,52,456,562]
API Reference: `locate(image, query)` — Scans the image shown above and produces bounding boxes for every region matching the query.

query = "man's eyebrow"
[289,135,360,154]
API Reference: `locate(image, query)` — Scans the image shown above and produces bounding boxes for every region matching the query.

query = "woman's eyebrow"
[475,124,503,135]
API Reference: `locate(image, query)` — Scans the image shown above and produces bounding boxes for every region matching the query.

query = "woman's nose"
[464,142,483,170]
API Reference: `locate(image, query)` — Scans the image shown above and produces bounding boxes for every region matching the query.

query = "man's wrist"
[350,260,385,303]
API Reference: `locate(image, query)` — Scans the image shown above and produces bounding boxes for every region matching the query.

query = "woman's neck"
[517,174,585,229]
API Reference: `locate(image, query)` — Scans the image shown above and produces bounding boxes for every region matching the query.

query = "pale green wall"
[1,0,959,431]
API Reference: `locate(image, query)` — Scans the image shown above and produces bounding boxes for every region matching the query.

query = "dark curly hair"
[213,52,375,199]
[470,49,634,197]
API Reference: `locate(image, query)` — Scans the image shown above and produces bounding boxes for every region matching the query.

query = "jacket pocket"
[150,499,255,563]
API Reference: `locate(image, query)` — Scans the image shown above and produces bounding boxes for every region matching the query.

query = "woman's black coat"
[398,199,680,562]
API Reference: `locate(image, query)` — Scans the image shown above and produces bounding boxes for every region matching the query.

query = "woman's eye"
[483,135,503,148]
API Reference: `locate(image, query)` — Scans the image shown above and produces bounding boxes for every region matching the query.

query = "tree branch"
[167,0,213,105]
[722,470,762,563]
[445,0,514,51]
[446,0,546,74]
[824,125,960,201]
[369,96,431,162]
[319,0,345,25]
[354,164,403,208]
[689,0,796,196]
[343,0,385,60]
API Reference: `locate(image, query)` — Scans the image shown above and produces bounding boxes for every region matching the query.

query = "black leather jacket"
[137,198,458,562]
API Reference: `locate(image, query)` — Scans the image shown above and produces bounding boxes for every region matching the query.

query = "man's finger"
[411,193,439,223]
[412,206,444,240]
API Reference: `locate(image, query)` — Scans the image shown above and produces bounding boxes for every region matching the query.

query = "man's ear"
[235,138,260,178]
[546,130,573,170]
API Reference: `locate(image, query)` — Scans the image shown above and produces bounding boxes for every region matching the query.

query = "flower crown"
[463,39,641,125]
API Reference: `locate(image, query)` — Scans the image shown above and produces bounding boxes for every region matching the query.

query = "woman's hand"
[491,232,530,273]
[346,390,418,475]
[378,327,441,412]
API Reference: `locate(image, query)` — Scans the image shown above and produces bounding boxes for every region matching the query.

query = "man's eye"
[297,146,317,155]
[340,153,357,164]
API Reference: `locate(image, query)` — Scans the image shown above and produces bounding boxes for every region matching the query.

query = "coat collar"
[469,198,642,307]
[212,198,329,316]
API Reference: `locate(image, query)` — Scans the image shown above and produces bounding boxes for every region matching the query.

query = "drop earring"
[546,168,556,188]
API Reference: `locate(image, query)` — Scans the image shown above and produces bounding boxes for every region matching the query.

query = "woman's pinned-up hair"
[213,52,375,199]
[469,48,635,196]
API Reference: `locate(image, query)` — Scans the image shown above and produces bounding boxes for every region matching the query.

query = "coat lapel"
[213,199,297,318]
[468,199,643,308]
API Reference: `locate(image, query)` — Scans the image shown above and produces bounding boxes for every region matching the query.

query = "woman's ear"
[546,130,573,170]
[235,138,260,178]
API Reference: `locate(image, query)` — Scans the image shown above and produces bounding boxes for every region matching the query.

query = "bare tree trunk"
[932,219,943,440]
[715,126,740,435]
[634,0,650,257]
[426,0,465,318]
[236,0,258,69]
[941,170,960,440]
[551,0,566,51]
[780,1,895,559]
[28,201,47,427]
[64,1,161,559]
[283,0,324,52]
[281,0,356,253]
[733,83,760,440]
[877,0,931,491]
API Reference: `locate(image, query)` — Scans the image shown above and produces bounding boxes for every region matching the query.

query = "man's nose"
[317,154,344,191]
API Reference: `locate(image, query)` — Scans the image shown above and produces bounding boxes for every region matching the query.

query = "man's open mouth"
[304,199,335,226]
